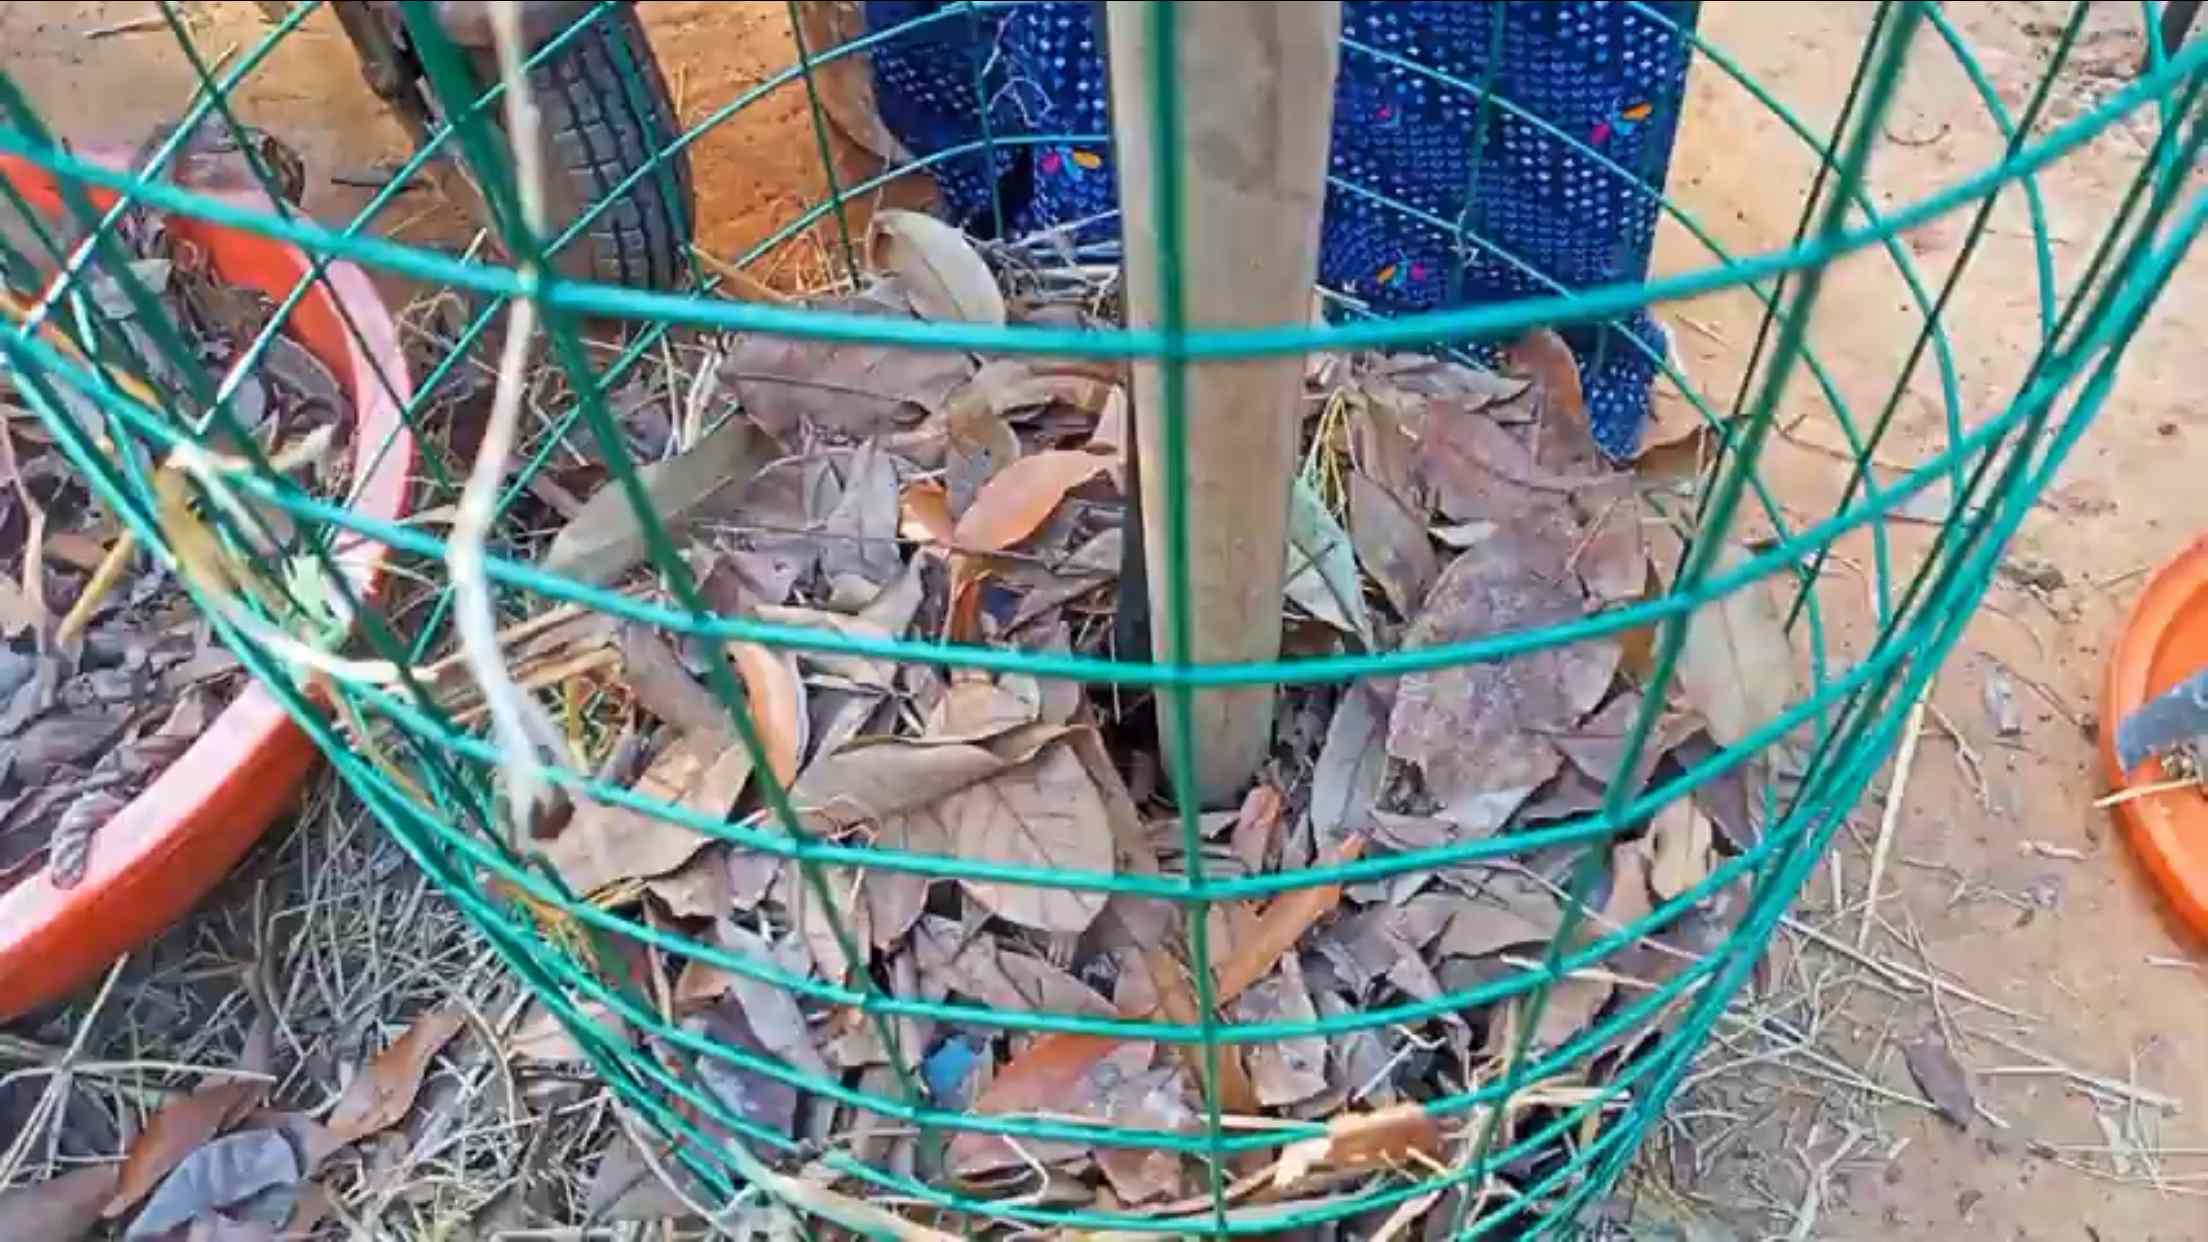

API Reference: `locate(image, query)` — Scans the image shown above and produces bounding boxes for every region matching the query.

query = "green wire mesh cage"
[0,0,2202,1234]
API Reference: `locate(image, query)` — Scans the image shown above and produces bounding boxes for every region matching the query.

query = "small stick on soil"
[689,244,796,303]
[85,14,165,38]
[1968,1028,2183,1114]
[2094,775,2203,808]
[1859,688,1929,950]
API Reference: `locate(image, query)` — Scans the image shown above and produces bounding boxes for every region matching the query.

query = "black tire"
[522,4,693,289]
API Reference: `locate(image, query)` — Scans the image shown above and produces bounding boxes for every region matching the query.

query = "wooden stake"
[1106,2,1341,806]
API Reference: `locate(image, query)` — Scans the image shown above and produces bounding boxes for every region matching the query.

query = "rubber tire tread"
[528,5,692,289]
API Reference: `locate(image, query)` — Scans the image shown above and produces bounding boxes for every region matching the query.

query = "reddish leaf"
[947,1036,1152,1175]
[106,1081,264,1217]
[1213,835,1368,1003]
[5,1163,119,1242]
[1274,1103,1443,1192]
[899,480,955,544]
[1229,784,1284,877]
[729,641,807,785]
[325,1006,467,1142]
[953,837,1368,1171]
[951,449,1107,552]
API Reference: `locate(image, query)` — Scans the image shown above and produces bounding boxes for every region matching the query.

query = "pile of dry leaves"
[0,208,352,899]
[389,210,1807,1233]
[3,200,1805,1235]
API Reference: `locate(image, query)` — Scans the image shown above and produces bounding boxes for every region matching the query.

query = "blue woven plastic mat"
[864,0,1700,458]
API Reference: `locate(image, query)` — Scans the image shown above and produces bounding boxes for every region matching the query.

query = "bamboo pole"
[1106,1,1341,806]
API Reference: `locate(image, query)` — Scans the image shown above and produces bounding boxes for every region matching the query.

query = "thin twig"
[1859,688,1929,950]
[2094,775,2204,808]
[1968,1028,2182,1113]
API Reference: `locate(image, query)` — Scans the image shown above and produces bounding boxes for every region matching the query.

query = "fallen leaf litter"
[0,168,355,900]
[1,129,2180,1242]
[234,209,1842,1232]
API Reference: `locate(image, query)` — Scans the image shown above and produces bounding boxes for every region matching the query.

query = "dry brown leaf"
[1672,541,1799,746]
[547,735,752,895]
[924,673,1041,743]
[710,923,836,1083]
[819,440,903,583]
[899,479,956,544]
[1068,722,1174,951]
[867,209,1005,326]
[1903,1038,1977,1129]
[1348,468,1437,617]
[1551,692,1701,795]
[541,416,775,586]
[1230,784,1283,877]
[1507,328,1604,477]
[786,725,1062,832]
[728,641,807,786]
[914,917,1115,1017]
[1310,681,1391,847]
[506,1000,627,1062]
[1569,482,1649,607]
[690,996,801,1137]
[7,1164,120,1242]
[1089,1065,1196,1204]
[944,742,1115,933]
[1523,841,1651,1049]
[105,1081,264,1217]
[1421,876,1564,959]
[1087,385,1130,486]
[721,289,974,439]
[1646,800,1714,902]
[947,1039,1157,1176]
[1528,964,1613,1051]
[1367,355,1531,413]
[953,357,1120,424]
[326,1005,466,1142]
[867,805,950,946]
[1214,835,1367,1002]
[953,836,1363,1174]
[1346,386,1424,508]
[644,845,733,919]
[951,449,1108,553]
[1273,1103,1442,1192]
[1421,408,1601,535]
[1388,537,1619,832]
[1136,946,1258,1115]
[944,364,1025,517]
[755,604,901,690]
[1236,953,1328,1107]
[784,857,870,983]
[618,624,730,739]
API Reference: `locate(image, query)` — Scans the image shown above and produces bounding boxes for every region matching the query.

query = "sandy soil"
[1657,5,2207,1237]
[2,2,2202,1238]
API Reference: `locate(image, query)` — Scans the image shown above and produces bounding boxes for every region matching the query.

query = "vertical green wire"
[1444,6,1509,307]
[1451,5,1926,1236]
[1137,3,1233,1229]
[401,1,939,1181]
[963,0,1009,240]
[787,1,866,288]
[1717,0,1891,425]
[1785,1,2086,630]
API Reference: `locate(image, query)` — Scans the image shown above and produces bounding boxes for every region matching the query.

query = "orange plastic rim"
[0,150,414,1018]
[2102,532,2208,943]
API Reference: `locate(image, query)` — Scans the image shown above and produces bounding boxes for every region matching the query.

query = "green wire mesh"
[0,1,2202,1234]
